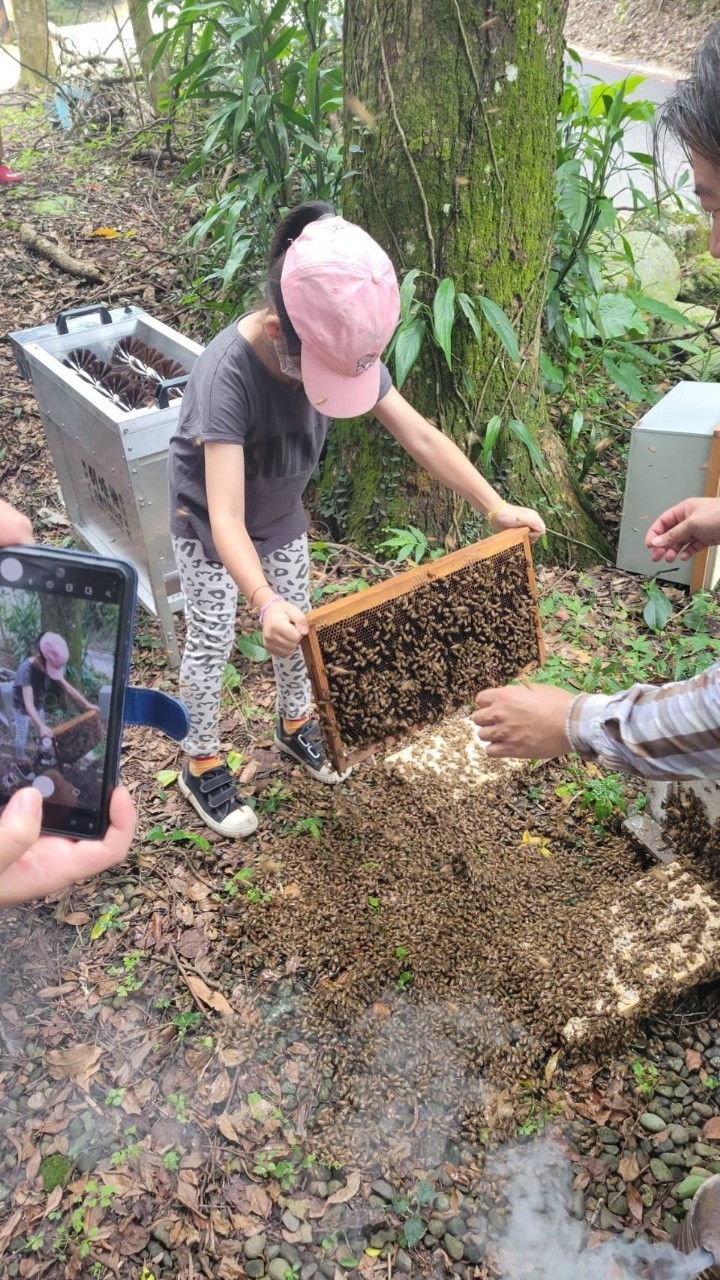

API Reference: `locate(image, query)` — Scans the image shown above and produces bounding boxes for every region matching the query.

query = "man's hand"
[261,601,308,658]
[646,497,720,563]
[473,682,574,759]
[0,785,136,908]
[491,503,546,543]
[0,498,32,545]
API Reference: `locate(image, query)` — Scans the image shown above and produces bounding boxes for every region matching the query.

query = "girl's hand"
[262,601,309,658]
[491,503,546,542]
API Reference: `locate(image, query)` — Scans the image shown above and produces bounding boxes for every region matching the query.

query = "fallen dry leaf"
[627,1184,644,1224]
[703,1116,720,1140]
[176,1176,200,1214]
[685,1049,702,1072]
[619,1154,641,1183]
[216,1112,241,1143]
[247,1184,272,1218]
[183,972,234,1019]
[326,1170,361,1205]
[45,1043,102,1090]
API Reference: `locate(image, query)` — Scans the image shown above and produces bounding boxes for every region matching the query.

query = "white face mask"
[273,335,303,380]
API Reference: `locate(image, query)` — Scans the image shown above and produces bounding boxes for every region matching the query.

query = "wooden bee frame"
[301,528,545,773]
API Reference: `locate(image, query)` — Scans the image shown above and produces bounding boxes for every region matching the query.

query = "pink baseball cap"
[280,216,400,418]
[39,632,69,679]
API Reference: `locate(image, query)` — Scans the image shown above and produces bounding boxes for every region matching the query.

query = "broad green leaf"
[432,277,456,369]
[569,409,584,446]
[476,296,520,363]
[631,292,706,329]
[602,353,646,403]
[509,418,545,473]
[394,316,427,388]
[595,292,644,340]
[145,825,166,843]
[643,584,673,632]
[155,769,179,788]
[237,631,270,662]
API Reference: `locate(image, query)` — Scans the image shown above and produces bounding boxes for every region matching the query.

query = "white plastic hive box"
[617,381,720,589]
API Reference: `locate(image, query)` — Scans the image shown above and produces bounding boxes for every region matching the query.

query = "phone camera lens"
[56,567,66,579]
[0,557,23,583]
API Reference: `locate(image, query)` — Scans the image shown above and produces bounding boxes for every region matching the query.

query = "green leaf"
[631,292,706,329]
[170,829,212,852]
[237,631,269,662]
[432,277,456,369]
[458,292,484,347]
[482,415,502,474]
[569,409,584,447]
[602,353,646,403]
[403,1218,424,1248]
[595,293,644,340]
[394,317,427,389]
[399,268,421,321]
[145,825,166,843]
[509,418,545,473]
[643,583,674,632]
[476,296,520,363]
[155,769,179,788]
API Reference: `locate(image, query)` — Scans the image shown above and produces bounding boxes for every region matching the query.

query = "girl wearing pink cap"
[12,632,95,766]
[168,202,545,839]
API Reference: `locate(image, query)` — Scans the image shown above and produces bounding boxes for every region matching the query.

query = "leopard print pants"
[173,535,312,757]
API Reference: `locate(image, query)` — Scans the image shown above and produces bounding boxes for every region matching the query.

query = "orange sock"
[189,754,222,777]
[283,716,311,735]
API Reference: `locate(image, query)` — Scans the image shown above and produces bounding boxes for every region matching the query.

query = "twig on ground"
[18,223,105,282]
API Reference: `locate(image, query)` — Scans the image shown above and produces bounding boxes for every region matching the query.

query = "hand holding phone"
[0,538,137,840]
[0,783,136,908]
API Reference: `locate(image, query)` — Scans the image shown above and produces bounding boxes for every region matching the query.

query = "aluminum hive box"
[10,305,204,664]
[617,380,720,590]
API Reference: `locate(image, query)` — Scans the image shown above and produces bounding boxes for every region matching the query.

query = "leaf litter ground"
[1,97,719,1280]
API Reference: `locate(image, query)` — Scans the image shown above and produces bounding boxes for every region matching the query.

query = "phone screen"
[0,548,134,838]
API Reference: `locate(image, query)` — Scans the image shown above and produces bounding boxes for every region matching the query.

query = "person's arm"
[21,684,47,739]
[372,388,546,539]
[473,663,720,780]
[0,785,136,907]
[204,442,308,658]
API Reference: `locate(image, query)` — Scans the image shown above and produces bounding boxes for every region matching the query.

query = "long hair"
[264,200,335,349]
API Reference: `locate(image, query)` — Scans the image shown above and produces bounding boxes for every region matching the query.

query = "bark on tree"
[320,0,609,563]
[126,0,170,114]
[15,0,58,90]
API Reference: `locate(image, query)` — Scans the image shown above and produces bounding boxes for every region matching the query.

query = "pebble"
[269,1261,292,1280]
[371,1180,394,1203]
[571,1190,586,1220]
[640,1185,656,1208]
[665,1041,684,1057]
[301,1265,316,1280]
[600,1207,622,1231]
[463,1235,485,1264]
[282,1211,300,1233]
[280,1244,302,1268]
[674,1174,709,1200]
[662,1153,685,1167]
[669,1125,690,1144]
[427,1220,445,1239]
[640,1113,667,1133]
[447,1217,466,1238]
[650,1159,673,1182]
[444,1235,464,1261]
[434,1193,451,1212]
[395,1250,412,1273]
[245,1263,265,1278]
[244,1235,267,1260]
[694,1103,716,1119]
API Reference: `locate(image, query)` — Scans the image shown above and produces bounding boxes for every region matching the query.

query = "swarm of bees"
[315,545,540,756]
[240,724,696,1167]
[63,337,187,413]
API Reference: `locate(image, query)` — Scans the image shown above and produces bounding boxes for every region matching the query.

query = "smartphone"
[0,545,137,839]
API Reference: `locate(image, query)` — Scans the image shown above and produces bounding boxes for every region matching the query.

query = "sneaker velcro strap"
[208,783,237,810]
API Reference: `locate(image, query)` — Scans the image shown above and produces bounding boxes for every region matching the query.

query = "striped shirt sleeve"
[565,661,720,780]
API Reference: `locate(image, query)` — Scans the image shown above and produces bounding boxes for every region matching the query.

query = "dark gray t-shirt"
[168,321,392,561]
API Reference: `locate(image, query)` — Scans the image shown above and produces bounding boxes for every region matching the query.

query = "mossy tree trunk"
[16,0,57,90]
[127,0,171,114]
[320,0,609,563]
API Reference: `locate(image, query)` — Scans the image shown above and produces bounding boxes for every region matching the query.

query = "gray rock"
[571,1189,586,1220]
[597,1127,621,1143]
[371,1180,394,1203]
[428,1220,445,1239]
[694,1103,716,1119]
[662,1153,686,1167]
[245,1234,267,1260]
[268,1261,293,1280]
[640,1112,668,1133]
[667,1058,685,1074]
[279,1244,302,1268]
[434,1194,451,1212]
[608,1193,628,1217]
[640,1185,656,1208]
[463,1235,485,1264]
[318,1263,335,1280]
[447,1216,466,1237]
[152,1223,174,1249]
[282,1212,300,1234]
[600,1207,622,1232]
[395,1249,412,1273]
[444,1234,464,1261]
[267,1245,281,1261]
[245,1263,265,1278]
[650,1159,673,1182]
[665,1041,685,1057]
[301,1265,317,1280]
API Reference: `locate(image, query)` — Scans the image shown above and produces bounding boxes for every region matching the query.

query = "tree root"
[19,223,105,282]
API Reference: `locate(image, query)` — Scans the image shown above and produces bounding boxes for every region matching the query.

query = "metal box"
[10,305,204,664]
[617,381,720,590]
